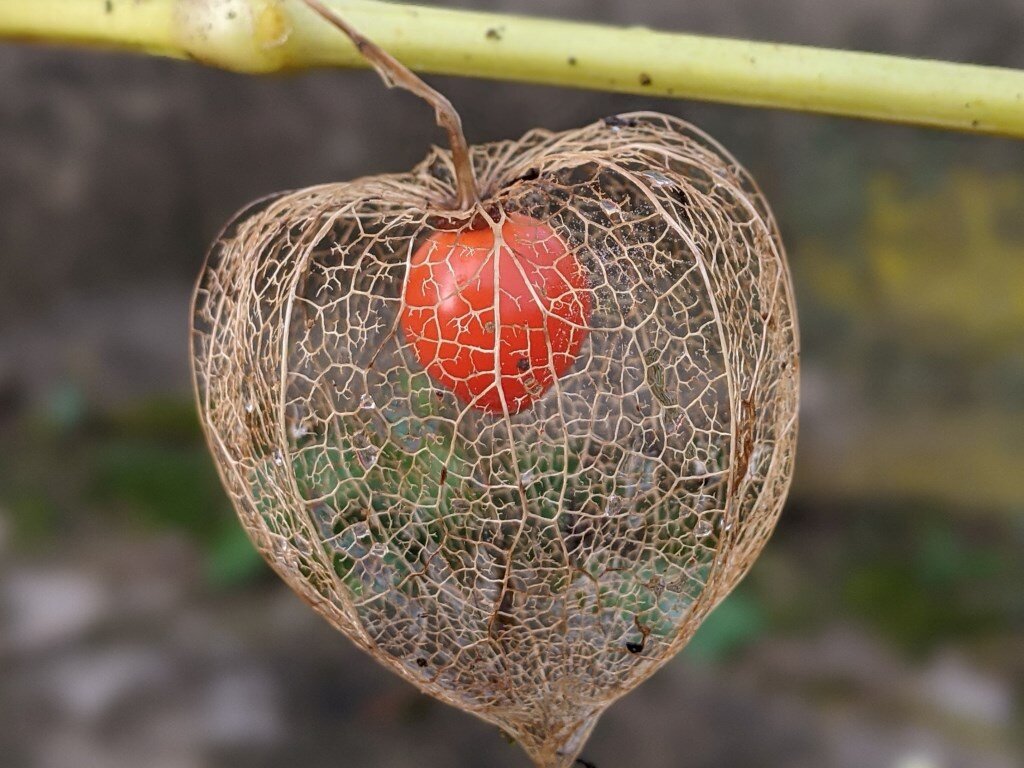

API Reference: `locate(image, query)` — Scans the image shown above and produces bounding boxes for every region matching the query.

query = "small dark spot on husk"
[603,114,639,129]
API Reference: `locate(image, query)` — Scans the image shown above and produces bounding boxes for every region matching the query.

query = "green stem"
[2,0,1024,138]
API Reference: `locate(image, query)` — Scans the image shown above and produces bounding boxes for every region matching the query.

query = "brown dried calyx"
[193,4,800,768]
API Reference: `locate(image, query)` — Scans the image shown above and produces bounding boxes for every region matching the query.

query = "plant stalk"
[299,0,480,209]
[2,0,1023,139]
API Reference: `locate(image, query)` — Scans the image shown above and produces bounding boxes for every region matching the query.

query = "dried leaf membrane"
[191,112,799,767]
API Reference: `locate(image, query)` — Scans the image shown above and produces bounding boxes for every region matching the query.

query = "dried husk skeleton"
[191,4,799,766]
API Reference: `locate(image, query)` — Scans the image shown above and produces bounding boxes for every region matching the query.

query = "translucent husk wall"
[191,112,799,767]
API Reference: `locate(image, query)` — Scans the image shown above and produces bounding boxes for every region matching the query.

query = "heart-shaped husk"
[191,111,798,767]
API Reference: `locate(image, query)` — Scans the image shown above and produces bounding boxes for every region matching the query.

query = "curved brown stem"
[300,0,480,210]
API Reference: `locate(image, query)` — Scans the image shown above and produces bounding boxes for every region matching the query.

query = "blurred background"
[1,0,1022,766]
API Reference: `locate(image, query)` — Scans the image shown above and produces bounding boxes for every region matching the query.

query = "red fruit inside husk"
[400,213,591,414]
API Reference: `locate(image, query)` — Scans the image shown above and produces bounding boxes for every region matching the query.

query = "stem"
[1,0,1023,139]
[300,0,479,209]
